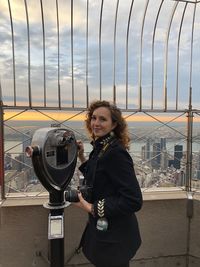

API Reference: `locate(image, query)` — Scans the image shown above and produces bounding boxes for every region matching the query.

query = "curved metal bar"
[126,0,134,109]
[56,0,61,109]
[99,0,104,100]
[163,1,178,111]
[186,108,193,192]
[138,0,150,110]
[71,0,74,108]
[176,3,187,110]
[152,0,164,110]
[86,0,89,107]
[0,78,2,102]
[0,97,5,199]
[8,0,16,106]
[40,0,46,107]
[113,0,119,104]
[24,0,32,107]
[189,3,197,103]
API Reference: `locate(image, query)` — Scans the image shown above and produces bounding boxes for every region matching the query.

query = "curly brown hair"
[85,100,130,149]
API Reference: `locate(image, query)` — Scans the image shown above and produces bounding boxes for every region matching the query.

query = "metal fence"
[1,0,200,199]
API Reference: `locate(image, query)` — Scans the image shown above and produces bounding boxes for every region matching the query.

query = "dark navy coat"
[79,135,143,266]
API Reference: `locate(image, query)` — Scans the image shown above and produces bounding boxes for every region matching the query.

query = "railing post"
[0,98,5,200]
[186,88,193,192]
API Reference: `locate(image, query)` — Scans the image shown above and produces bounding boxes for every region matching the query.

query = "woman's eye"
[91,116,107,122]
[100,117,106,122]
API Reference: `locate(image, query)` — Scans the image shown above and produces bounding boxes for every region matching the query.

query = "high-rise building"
[151,143,161,169]
[146,138,151,160]
[174,145,183,169]
[160,149,168,170]
[168,159,175,168]
[160,138,166,151]
[141,145,146,161]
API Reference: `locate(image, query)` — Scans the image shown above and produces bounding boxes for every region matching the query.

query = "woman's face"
[90,107,116,139]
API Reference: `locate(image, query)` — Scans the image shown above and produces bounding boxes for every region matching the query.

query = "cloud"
[0,0,200,110]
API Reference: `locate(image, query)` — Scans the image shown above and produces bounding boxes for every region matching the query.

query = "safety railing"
[1,108,200,199]
[1,0,200,199]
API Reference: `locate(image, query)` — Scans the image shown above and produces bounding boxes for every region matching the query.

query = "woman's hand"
[77,140,86,163]
[73,192,92,214]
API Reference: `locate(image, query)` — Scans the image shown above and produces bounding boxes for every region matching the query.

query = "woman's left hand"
[73,192,92,214]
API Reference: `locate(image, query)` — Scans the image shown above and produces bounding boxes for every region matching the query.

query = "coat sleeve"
[78,160,88,176]
[93,146,143,218]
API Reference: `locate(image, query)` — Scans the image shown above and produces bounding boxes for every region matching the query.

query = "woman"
[75,100,142,267]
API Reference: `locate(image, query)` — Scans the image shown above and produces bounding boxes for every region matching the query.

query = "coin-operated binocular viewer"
[26,128,77,267]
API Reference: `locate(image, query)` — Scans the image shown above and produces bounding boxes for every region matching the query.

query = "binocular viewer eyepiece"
[26,128,78,200]
[25,145,40,158]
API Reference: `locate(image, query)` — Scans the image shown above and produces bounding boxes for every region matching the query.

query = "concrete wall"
[0,193,200,267]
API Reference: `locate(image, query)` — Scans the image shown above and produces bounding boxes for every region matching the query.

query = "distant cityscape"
[3,120,200,194]
[133,137,200,189]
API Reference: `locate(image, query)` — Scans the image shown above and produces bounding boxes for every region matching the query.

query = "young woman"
[75,100,142,267]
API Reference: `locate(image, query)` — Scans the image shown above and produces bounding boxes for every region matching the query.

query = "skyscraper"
[160,137,166,151]
[151,143,161,169]
[146,138,151,160]
[174,145,183,169]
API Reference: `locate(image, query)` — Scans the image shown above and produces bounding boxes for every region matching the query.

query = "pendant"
[96,217,108,231]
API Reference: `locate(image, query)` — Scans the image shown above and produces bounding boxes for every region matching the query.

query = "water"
[4,141,23,155]
[4,139,200,157]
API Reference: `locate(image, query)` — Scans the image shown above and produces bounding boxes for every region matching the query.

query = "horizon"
[4,110,200,123]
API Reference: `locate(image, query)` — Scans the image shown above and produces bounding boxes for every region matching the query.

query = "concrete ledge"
[1,188,189,207]
[0,196,49,207]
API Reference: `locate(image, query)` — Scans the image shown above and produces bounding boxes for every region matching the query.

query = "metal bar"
[186,102,193,191]
[0,81,5,199]
[4,140,30,154]
[2,105,192,113]
[56,0,61,109]
[176,3,187,110]
[126,0,134,109]
[163,1,178,111]
[99,0,104,100]
[40,0,47,107]
[24,0,32,107]
[86,0,89,107]
[4,109,28,122]
[184,7,196,193]
[35,110,87,138]
[71,0,74,108]
[113,0,119,104]
[4,123,31,139]
[173,0,200,3]
[152,0,164,110]
[189,4,196,90]
[143,111,187,138]
[138,0,150,111]
[8,0,16,106]
[59,110,85,124]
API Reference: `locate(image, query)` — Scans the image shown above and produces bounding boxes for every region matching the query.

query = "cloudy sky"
[1,0,200,111]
